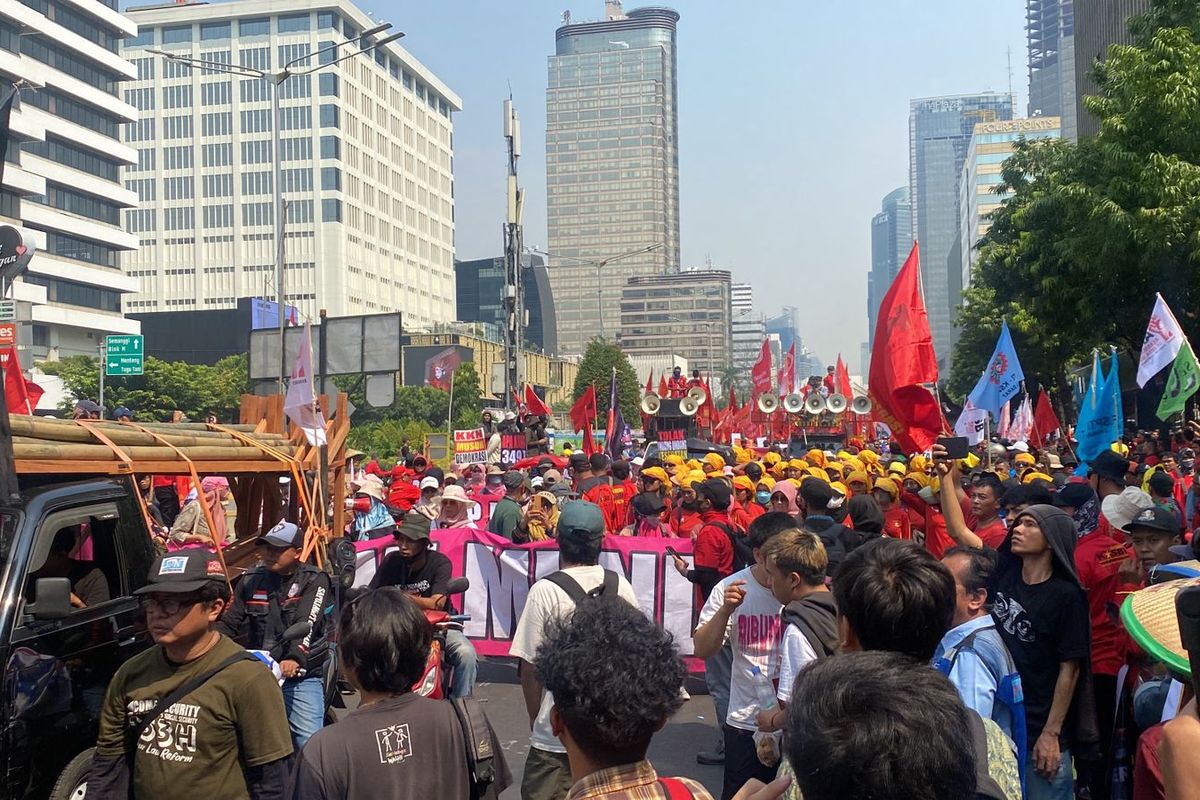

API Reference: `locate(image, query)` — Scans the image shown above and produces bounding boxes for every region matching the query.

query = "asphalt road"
[474,658,725,798]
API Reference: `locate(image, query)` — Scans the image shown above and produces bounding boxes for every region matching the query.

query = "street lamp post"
[150,23,404,393]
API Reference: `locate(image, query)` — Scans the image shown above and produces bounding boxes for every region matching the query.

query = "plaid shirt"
[566,761,714,799]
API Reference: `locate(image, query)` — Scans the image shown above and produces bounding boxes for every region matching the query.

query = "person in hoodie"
[797,478,856,575]
[938,458,1093,800]
[846,494,886,549]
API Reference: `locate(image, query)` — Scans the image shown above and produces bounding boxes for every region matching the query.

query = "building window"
[24,276,122,313]
[241,140,272,164]
[202,204,233,228]
[202,174,233,197]
[241,109,272,133]
[201,112,233,136]
[279,106,312,130]
[239,46,270,71]
[41,183,121,224]
[317,11,339,30]
[163,146,193,170]
[202,143,232,168]
[128,29,154,48]
[240,79,272,103]
[164,207,195,230]
[241,171,272,195]
[23,137,121,181]
[280,168,312,192]
[317,42,335,65]
[163,84,192,109]
[286,200,314,224]
[277,13,310,33]
[126,208,156,232]
[279,137,312,161]
[279,75,312,100]
[239,18,270,37]
[162,25,192,45]
[319,104,338,128]
[242,201,273,226]
[35,231,120,267]
[319,135,340,160]
[163,115,192,139]
[321,198,341,222]
[201,81,232,105]
[320,167,340,191]
[200,21,231,40]
[318,73,338,97]
[164,177,194,200]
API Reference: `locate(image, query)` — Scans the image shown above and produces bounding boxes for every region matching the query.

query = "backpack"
[713,522,754,573]
[450,696,501,800]
[583,478,630,533]
[544,569,619,604]
[935,625,1028,797]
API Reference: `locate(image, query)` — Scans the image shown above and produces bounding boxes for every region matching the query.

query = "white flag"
[996,400,1012,441]
[1137,293,1185,387]
[954,402,989,445]
[283,321,328,446]
[1009,394,1034,444]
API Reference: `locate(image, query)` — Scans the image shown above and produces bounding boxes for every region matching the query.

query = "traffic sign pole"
[98,339,106,419]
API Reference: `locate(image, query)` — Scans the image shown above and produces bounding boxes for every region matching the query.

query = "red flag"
[867,243,946,453]
[2,346,41,414]
[569,384,597,433]
[751,340,773,398]
[524,384,552,418]
[778,343,795,395]
[644,372,653,395]
[1033,389,1062,444]
[835,354,853,398]
[658,373,668,398]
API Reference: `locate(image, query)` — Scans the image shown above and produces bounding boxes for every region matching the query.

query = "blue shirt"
[934,616,1018,749]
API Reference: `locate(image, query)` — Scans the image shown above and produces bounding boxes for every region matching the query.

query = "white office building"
[731,281,763,376]
[122,0,461,326]
[1,0,141,360]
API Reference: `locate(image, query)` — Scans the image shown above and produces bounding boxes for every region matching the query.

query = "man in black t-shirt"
[990,504,1092,799]
[369,515,477,698]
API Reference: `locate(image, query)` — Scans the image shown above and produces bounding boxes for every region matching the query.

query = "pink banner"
[354,530,704,665]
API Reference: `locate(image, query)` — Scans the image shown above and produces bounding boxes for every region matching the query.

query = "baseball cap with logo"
[1125,506,1179,535]
[255,520,303,548]
[134,548,227,595]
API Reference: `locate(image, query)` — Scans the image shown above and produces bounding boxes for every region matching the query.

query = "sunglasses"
[139,594,205,616]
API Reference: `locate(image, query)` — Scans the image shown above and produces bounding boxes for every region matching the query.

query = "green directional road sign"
[105,335,144,376]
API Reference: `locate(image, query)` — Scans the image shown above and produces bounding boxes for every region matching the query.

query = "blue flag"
[967,320,1025,419]
[1075,351,1122,468]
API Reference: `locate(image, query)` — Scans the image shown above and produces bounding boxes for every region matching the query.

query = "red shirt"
[902,491,954,558]
[693,510,734,578]
[883,506,912,540]
[1133,722,1166,800]
[672,508,703,539]
[973,518,1009,549]
[1074,527,1131,676]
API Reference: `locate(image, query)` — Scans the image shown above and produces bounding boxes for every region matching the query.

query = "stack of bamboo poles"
[10,416,295,468]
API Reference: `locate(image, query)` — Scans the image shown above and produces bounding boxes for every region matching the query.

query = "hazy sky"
[389,1,1028,368]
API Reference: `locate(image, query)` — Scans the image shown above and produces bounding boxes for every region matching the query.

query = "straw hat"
[1120,576,1200,677]
[430,483,478,512]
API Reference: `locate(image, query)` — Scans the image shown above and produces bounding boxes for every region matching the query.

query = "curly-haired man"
[535,597,713,799]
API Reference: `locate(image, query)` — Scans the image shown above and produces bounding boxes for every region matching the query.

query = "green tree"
[952,0,1200,417]
[38,354,249,421]
[346,419,434,461]
[572,338,640,422]
[449,362,482,430]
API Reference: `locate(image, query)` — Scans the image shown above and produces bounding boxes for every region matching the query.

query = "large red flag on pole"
[1032,389,1062,444]
[778,343,795,396]
[1,346,43,415]
[751,340,773,399]
[867,243,946,453]
[834,354,853,398]
[569,384,598,455]
[523,384,552,418]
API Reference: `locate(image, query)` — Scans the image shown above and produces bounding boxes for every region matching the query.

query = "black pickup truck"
[0,475,157,799]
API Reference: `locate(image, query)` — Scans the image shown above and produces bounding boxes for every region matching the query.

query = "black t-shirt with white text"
[370,550,453,612]
[991,568,1089,745]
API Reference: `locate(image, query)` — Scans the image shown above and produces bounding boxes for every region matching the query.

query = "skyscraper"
[959,117,1061,289]
[545,3,680,355]
[867,187,912,352]
[1,0,141,360]
[730,282,764,382]
[1027,0,1077,139]
[455,254,557,355]
[909,92,1015,368]
[1074,0,1149,137]
[617,269,731,385]
[122,0,461,327]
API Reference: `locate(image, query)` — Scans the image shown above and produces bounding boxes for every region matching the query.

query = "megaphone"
[851,395,873,415]
[805,393,828,415]
[687,385,708,406]
[827,393,849,415]
[757,394,779,414]
[782,393,805,414]
[680,396,700,416]
[640,393,661,415]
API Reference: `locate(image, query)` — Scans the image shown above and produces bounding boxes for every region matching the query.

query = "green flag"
[1158,340,1200,420]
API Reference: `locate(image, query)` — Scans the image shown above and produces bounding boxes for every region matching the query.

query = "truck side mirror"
[30,578,72,620]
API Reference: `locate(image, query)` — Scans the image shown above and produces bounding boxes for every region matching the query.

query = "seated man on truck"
[31,527,110,609]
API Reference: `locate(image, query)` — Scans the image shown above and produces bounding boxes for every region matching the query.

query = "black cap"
[134,549,227,595]
[1091,450,1130,485]
[632,491,666,517]
[569,452,590,471]
[1053,482,1096,509]
[698,478,732,511]
[1126,505,1179,535]
[744,462,763,481]
[255,520,303,548]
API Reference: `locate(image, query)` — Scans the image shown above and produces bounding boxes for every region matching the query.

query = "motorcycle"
[413,576,471,699]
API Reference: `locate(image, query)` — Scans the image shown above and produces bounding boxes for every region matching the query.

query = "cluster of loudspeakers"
[757,393,873,416]
[641,385,708,417]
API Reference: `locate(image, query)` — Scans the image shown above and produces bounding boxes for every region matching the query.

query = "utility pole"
[502,99,525,412]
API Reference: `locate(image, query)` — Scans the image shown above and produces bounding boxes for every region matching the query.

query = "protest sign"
[453,428,487,466]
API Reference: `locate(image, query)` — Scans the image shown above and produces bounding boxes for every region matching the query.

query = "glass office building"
[867,187,912,352]
[545,4,680,356]
[455,254,558,355]
[1074,0,1148,137]
[959,117,1061,290]
[909,92,1015,368]
[1028,0,1077,139]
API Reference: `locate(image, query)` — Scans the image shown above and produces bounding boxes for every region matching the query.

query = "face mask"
[755,491,771,506]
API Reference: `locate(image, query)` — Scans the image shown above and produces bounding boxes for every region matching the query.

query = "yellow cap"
[904,472,931,489]
[763,451,782,466]
[873,477,901,500]
[686,459,703,472]
[704,453,726,471]
[664,454,685,467]
[1014,452,1036,467]
[807,449,827,467]
[960,452,981,470]
[757,475,777,490]
[859,450,880,464]
[641,467,670,484]
[887,462,907,477]
[788,458,807,471]
[806,467,829,482]
[830,481,849,497]
[846,470,872,489]
[681,470,707,489]
[1022,471,1053,485]
[732,476,755,492]
[1112,441,1130,457]
[909,455,928,474]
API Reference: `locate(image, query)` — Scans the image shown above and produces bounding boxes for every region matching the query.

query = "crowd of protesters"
[78,400,1200,800]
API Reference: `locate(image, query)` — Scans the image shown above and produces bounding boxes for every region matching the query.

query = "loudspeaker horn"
[757,394,779,415]
[782,393,805,414]
[851,395,873,415]
[686,385,708,406]
[827,393,849,415]
[804,393,829,414]
[679,396,700,416]
[640,393,661,415]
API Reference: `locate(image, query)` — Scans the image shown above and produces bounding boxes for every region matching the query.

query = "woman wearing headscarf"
[770,480,801,518]
[169,476,230,547]
[524,491,560,541]
[621,492,672,537]
[846,494,886,548]
[349,475,397,540]
[430,484,481,530]
[872,477,912,540]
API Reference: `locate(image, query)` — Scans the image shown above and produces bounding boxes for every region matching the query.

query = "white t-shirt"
[776,624,818,704]
[509,565,639,753]
[697,567,782,731]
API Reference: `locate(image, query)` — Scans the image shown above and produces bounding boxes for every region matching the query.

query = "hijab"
[200,476,228,543]
[772,481,800,517]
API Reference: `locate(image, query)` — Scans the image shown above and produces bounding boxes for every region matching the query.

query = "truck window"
[26,504,120,611]
[0,511,15,565]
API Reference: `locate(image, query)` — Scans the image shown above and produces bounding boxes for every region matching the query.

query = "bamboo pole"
[9,416,291,451]
[12,440,289,462]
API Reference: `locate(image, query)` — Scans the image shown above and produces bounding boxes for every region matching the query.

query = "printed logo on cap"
[159,557,188,575]
[1137,509,1157,522]
[207,560,225,576]
[269,520,287,534]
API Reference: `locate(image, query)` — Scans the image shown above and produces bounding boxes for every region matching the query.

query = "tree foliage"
[952,0,1200,416]
[38,354,249,421]
[572,338,640,422]
[346,419,434,461]
[448,362,482,431]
